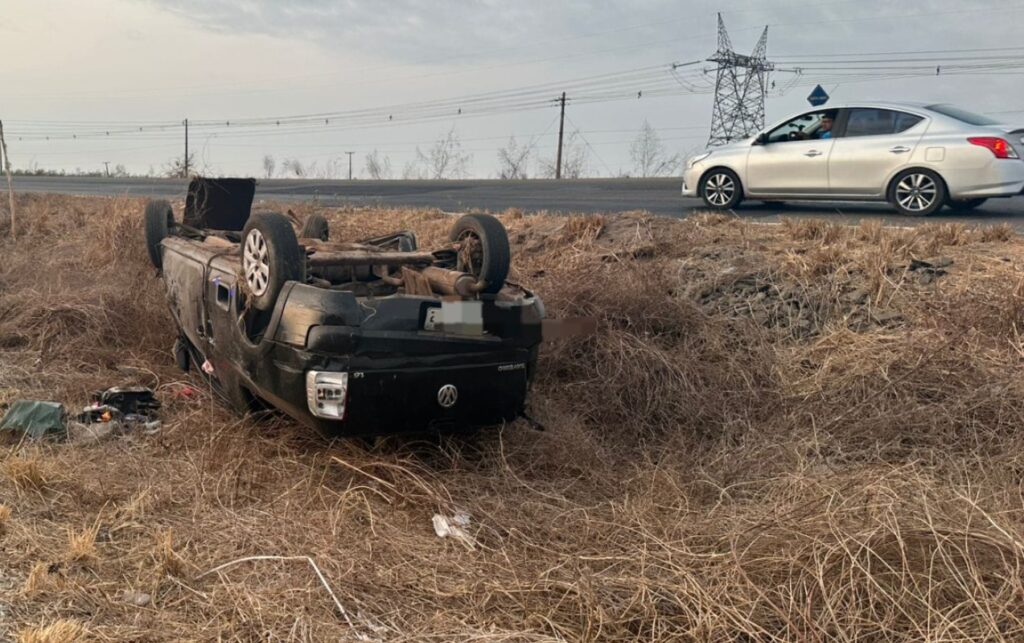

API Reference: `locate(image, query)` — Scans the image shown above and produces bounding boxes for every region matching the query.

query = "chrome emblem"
[437,384,458,408]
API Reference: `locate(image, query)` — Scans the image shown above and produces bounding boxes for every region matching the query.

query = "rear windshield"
[926,104,1001,126]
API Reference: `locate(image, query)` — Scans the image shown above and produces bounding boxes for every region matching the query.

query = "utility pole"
[103,161,110,177]
[0,120,15,239]
[706,14,774,147]
[345,151,354,180]
[555,92,567,179]
[183,118,189,177]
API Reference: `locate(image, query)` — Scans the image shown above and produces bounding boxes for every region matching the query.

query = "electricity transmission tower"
[706,14,774,147]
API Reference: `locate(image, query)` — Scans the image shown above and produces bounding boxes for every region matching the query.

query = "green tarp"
[0,401,66,438]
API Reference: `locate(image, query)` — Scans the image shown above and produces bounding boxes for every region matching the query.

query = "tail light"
[306,371,348,419]
[967,137,1020,159]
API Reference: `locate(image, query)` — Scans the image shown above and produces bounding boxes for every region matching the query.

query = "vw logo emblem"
[437,384,458,408]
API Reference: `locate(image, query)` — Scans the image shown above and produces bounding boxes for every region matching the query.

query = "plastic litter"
[432,511,476,549]
[0,401,66,439]
[120,590,151,607]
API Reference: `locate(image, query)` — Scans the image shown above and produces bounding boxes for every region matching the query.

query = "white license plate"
[423,307,442,331]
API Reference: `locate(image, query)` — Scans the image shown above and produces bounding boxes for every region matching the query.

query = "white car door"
[745,110,835,196]
[828,108,928,197]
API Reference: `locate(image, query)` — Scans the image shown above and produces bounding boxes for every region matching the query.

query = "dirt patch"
[3,195,1024,640]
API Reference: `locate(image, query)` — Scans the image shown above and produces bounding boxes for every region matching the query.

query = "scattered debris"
[120,590,152,607]
[909,256,954,285]
[0,401,66,439]
[73,386,161,441]
[92,386,161,416]
[432,512,477,549]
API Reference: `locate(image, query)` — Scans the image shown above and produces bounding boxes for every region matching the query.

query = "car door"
[827,108,928,197]
[745,110,835,196]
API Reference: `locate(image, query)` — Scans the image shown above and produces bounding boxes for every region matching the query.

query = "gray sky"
[2,0,1022,177]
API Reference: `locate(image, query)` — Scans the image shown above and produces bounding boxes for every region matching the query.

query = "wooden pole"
[555,92,566,180]
[0,120,15,239]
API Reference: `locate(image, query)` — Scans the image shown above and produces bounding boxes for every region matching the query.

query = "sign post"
[807,85,830,107]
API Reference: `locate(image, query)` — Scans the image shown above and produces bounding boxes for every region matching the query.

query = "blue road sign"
[807,85,830,107]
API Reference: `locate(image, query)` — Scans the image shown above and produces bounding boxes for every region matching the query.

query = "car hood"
[689,139,753,161]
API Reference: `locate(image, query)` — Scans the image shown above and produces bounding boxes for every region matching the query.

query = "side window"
[766,112,827,143]
[892,111,924,133]
[845,109,924,137]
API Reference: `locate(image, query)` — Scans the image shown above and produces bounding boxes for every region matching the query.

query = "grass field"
[3,194,1024,641]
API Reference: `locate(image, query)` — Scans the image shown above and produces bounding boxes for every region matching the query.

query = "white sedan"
[682,102,1024,215]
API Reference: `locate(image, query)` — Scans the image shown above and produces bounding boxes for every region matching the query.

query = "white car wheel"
[243,228,271,297]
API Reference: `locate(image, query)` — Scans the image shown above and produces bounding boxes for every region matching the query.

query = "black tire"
[946,197,988,212]
[240,212,305,311]
[448,214,510,294]
[144,199,174,269]
[888,169,947,217]
[300,214,329,241]
[699,168,743,210]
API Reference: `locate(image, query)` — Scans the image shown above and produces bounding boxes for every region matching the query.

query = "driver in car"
[816,113,835,139]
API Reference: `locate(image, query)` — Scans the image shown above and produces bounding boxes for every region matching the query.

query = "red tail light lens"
[967,136,1020,159]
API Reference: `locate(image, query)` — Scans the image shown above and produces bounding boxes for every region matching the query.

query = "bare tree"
[163,153,196,178]
[364,150,393,180]
[414,127,471,179]
[630,120,681,177]
[496,136,530,179]
[262,155,276,178]
[538,133,589,179]
[402,160,424,180]
[281,158,306,178]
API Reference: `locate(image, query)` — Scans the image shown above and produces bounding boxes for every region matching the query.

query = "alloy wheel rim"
[895,174,937,212]
[243,229,270,296]
[706,173,734,207]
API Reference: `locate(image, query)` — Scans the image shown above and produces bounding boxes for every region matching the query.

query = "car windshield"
[925,104,1002,126]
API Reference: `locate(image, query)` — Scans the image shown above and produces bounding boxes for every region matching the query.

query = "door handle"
[804,150,823,157]
[889,146,911,154]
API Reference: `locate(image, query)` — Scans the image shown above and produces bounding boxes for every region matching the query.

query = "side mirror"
[754,133,769,145]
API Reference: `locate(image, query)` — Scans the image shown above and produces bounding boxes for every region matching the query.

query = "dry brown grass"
[3,193,1024,640]
[3,450,51,491]
[16,619,84,643]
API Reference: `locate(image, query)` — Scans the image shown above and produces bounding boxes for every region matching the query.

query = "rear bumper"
[946,160,1024,199]
[256,343,535,436]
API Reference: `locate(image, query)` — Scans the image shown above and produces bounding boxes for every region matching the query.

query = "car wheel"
[144,199,174,269]
[300,213,329,241]
[946,198,987,212]
[241,212,305,311]
[700,169,743,210]
[448,214,510,295]
[889,169,946,216]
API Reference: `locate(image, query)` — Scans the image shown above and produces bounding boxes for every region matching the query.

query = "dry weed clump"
[65,524,99,565]
[3,450,52,491]
[3,194,1024,639]
[15,619,84,643]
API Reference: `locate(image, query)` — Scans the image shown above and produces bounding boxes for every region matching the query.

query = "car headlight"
[306,371,348,419]
[687,152,712,169]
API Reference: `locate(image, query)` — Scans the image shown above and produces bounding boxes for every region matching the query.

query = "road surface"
[10,175,1024,228]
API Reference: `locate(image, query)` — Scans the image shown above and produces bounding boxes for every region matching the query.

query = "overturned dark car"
[144,178,544,436]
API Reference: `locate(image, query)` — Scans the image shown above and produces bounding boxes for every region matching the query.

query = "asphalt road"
[11,175,1024,228]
